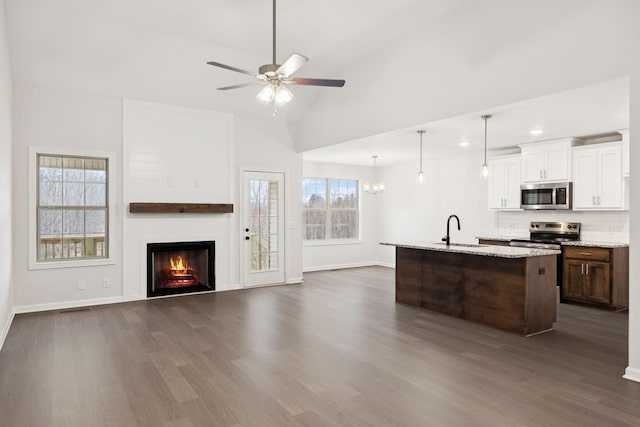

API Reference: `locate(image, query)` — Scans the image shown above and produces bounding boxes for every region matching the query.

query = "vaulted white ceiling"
[5,0,636,156]
[5,0,460,122]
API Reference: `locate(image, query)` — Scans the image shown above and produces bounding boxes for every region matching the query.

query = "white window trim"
[302,177,362,244]
[28,146,117,270]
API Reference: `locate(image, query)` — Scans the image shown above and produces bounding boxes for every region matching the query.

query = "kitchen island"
[381,242,561,336]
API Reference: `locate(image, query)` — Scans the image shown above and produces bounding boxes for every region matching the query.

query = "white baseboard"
[303,261,379,273]
[623,366,640,383]
[0,309,16,351]
[376,262,395,269]
[286,277,304,284]
[13,296,125,314]
[216,283,243,292]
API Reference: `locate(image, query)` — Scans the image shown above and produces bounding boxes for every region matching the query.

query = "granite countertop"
[476,236,517,242]
[380,241,560,258]
[560,241,629,248]
[476,236,629,249]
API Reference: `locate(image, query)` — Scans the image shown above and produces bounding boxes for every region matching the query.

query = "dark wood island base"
[395,246,557,336]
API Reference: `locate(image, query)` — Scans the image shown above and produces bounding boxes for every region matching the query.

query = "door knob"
[245,236,250,240]
[245,228,250,232]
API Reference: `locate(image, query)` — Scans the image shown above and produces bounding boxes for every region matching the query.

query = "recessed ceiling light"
[530,129,544,136]
[459,141,470,147]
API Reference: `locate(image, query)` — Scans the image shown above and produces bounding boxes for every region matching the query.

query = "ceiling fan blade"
[217,81,267,91]
[207,61,259,77]
[276,54,309,77]
[287,77,346,87]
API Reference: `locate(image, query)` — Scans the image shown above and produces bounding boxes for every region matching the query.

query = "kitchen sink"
[432,242,488,248]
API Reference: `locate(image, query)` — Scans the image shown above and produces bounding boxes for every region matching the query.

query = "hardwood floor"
[1,266,639,426]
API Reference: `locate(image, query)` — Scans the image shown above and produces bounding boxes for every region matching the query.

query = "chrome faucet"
[442,214,461,246]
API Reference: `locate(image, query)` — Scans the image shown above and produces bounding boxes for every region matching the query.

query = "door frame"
[239,167,289,287]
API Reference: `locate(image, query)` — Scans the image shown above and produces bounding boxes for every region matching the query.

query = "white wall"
[302,161,378,271]
[626,0,640,383]
[122,100,235,299]
[377,154,494,266]
[12,85,123,311]
[11,93,304,310]
[0,0,13,345]
[234,114,303,284]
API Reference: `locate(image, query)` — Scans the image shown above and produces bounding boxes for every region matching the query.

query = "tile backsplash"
[496,210,629,243]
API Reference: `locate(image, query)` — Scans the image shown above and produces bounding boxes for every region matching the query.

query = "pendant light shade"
[481,115,492,178]
[364,155,385,194]
[417,130,426,183]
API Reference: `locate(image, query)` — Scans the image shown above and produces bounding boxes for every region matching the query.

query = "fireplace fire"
[147,241,215,297]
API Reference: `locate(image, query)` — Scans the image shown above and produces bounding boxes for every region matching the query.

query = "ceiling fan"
[207,0,345,113]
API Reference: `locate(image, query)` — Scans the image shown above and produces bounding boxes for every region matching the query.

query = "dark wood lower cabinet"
[562,246,628,310]
[395,247,557,336]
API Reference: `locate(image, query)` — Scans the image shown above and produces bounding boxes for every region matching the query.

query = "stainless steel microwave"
[520,182,572,210]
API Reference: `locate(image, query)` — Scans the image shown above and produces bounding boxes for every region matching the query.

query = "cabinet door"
[545,144,570,181]
[572,150,597,209]
[488,161,506,209]
[597,147,622,208]
[521,150,545,182]
[563,260,585,301]
[504,159,521,209]
[584,262,611,304]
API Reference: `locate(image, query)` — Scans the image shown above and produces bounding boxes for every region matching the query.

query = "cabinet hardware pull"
[544,169,547,179]
[593,195,596,205]
[579,252,592,256]
[540,170,542,179]
[586,264,589,275]
[581,263,584,274]
[597,196,601,205]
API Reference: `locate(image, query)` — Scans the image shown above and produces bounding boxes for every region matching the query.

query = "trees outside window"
[37,154,108,261]
[302,178,359,241]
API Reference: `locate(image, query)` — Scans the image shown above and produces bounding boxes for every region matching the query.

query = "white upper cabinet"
[519,139,579,183]
[618,129,629,177]
[572,142,623,210]
[488,155,521,210]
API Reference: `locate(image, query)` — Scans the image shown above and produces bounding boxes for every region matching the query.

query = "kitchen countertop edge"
[380,242,561,258]
[475,236,629,248]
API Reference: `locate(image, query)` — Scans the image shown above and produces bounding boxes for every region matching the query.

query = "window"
[303,177,359,241]
[31,148,114,268]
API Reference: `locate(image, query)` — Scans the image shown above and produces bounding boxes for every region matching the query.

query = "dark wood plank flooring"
[1,266,639,426]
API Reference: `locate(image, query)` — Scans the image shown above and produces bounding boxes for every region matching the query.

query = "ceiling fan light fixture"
[256,83,276,104]
[274,84,293,107]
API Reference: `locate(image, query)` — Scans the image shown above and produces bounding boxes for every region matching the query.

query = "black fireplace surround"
[147,241,215,297]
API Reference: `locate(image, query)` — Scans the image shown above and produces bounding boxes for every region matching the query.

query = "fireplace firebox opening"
[147,241,215,297]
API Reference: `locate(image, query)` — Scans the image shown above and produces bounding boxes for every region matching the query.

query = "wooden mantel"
[129,203,233,214]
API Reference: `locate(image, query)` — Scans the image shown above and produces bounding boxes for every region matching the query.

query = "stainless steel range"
[510,221,581,290]
[510,221,581,250]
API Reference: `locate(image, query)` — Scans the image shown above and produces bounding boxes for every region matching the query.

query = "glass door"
[242,171,285,286]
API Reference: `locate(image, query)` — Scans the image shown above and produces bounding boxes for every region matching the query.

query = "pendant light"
[481,114,492,178]
[417,130,426,182]
[364,155,385,194]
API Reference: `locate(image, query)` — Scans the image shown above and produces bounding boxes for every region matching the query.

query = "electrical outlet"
[78,279,86,290]
[103,278,110,288]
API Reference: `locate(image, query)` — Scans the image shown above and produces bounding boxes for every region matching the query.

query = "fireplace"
[147,241,215,297]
